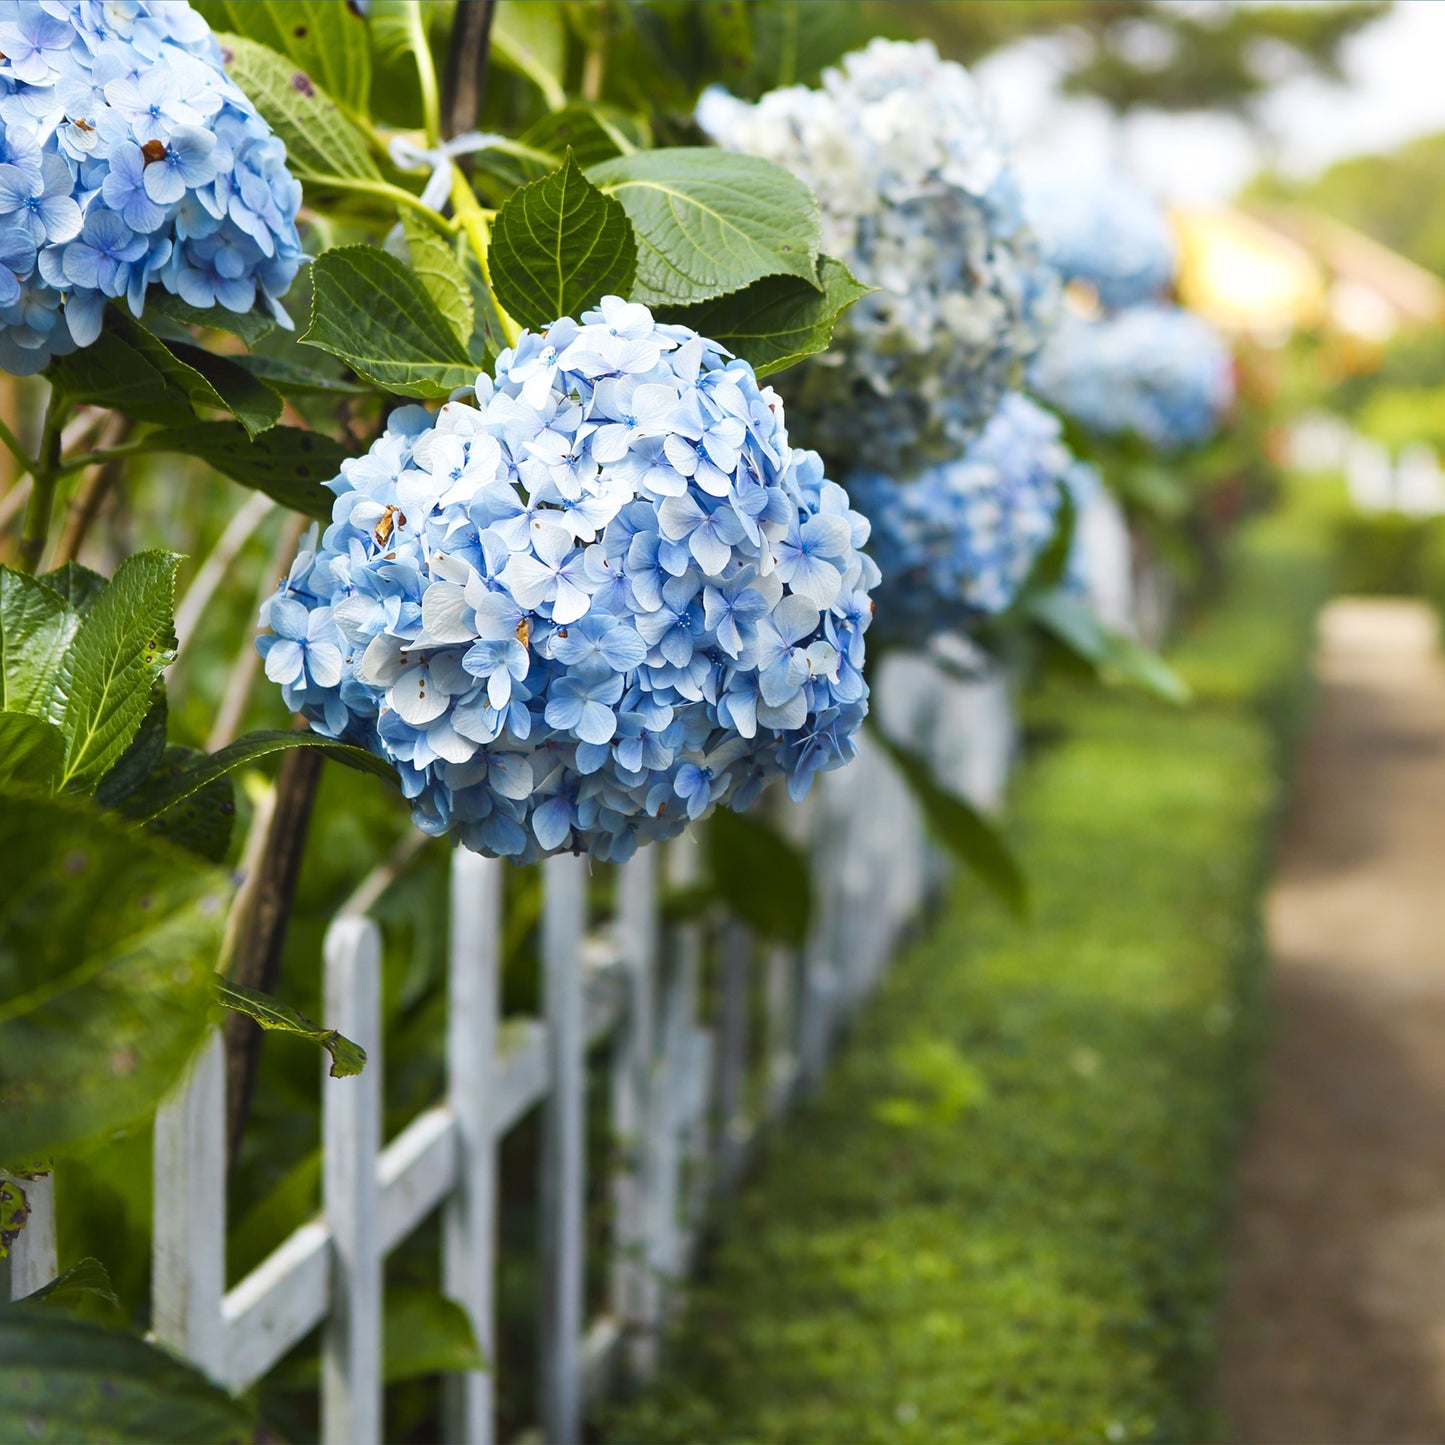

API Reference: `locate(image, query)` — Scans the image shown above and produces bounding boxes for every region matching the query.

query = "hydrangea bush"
[1020,167,1176,313]
[0,0,303,373]
[259,299,879,864]
[848,394,1070,643]
[1031,305,1236,452]
[697,39,1056,478]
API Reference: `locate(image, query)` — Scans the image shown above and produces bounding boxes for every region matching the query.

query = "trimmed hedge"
[603,484,1336,1445]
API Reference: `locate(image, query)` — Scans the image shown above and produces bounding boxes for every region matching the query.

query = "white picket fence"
[8,486,1137,1445]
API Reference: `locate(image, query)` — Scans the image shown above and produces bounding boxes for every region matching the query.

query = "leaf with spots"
[0,1179,26,1257]
[218,34,380,186]
[0,1311,253,1442]
[141,422,344,519]
[196,1,370,111]
[0,787,228,1161]
[54,550,180,794]
[213,980,366,1078]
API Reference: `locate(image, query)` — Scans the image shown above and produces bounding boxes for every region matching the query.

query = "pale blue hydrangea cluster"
[1021,167,1176,313]
[0,0,303,375]
[848,394,1070,642]
[259,299,879,864]
[697,39,1057,479]
[1031,305,1236,452]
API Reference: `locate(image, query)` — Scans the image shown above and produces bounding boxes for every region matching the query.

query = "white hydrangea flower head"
[697,39,1058,479]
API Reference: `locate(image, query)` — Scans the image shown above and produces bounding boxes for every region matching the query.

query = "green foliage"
[1059,1,1389,117]
[873,728,1027,917]
[13,1256,121,1313]
[213,979,367,1078]
[605,486,1336,1445]
[198,0,372,111]
[0,787,226,1162]
[706,808,813,947]
[218,32,380,186]
[138,422,345,519]
[490,153,638,331]
[1027,590,1192,704]
[588,149,822,307]
[303,245,478,398]
[490,0,569,112]
[52,550,180,791]
[1251,130,1445,279]
[399,212,475,348]
[0,1311,254,1443]
[658,257,872,378]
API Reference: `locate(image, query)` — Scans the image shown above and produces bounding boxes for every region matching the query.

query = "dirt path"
[1221,598,1445,1444]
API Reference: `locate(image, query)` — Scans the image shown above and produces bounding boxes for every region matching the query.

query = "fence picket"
[444,847,502,1445]
[611,845,659,1375]
[539,852,588,1445]
[322,917,384,1445]
[7,1171,56,1300]
[152,1027,226,1381]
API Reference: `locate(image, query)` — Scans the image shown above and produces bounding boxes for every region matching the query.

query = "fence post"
[612,844,659,1376]
[322,917,383,1445]
[539,852,587,1445]
[444,847,502,1445]
[152,1027,226,1382]
[7,1171,57,1300]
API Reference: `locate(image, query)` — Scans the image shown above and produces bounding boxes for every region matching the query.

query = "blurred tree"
[1250,132,1445,278]
[884,1,1390,116]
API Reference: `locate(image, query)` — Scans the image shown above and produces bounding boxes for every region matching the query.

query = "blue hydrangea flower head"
[849,394,1069,643]
[1030,304,1235,452]
[0,0,304,375]
[697,39,1058,479]
[1020,166,1177,313]
[259,298,880,864]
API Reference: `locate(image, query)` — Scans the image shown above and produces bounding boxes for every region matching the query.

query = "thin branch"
[0,475,31,537]
[224,743,325,1168]
[173,492,277,659]
[18,398,68,573]
[339,830,429,919]
[442,0,496,145]
[51,415,131,567]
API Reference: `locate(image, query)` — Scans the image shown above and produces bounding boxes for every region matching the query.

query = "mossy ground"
[602,482,1337,1444]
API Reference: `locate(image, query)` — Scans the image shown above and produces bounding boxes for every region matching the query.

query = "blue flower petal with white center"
[260,301,878,863]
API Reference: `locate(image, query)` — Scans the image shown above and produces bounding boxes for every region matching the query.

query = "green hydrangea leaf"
[400,211,475,349]
[141,422,344,520]
[588,148,822,306]
[0,567,79,723]
[490,151,637,331]
[657,256,872,377]
[55,550,180,792]
[302,245,478,398]
[0,713,65,791]
[197,1,370,111]
[213,980,365,1078]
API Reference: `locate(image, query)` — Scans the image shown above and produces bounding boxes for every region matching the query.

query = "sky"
[974,1,1445,204]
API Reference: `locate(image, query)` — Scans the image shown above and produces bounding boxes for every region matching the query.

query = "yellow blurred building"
[1171,204,1445,343]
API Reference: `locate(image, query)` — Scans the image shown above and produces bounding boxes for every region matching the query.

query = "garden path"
[1222,597,1445,1443]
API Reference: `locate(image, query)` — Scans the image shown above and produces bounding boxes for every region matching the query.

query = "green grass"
[603,485,1337,1445]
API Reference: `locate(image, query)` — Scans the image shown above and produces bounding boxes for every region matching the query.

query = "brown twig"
[51,416,131,567]
[224,742,325,1169]
[441,0,496,145]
